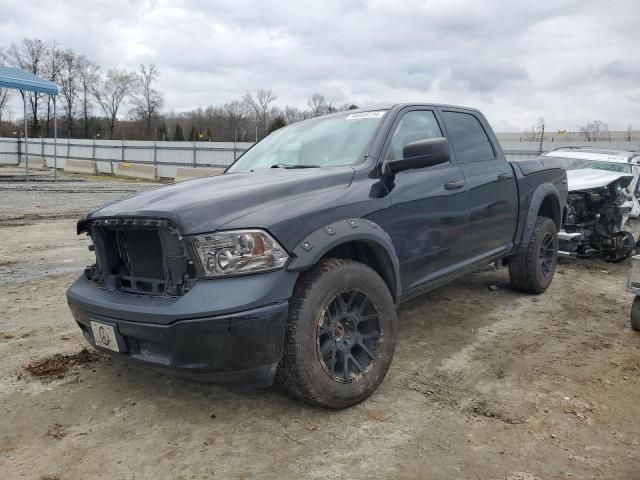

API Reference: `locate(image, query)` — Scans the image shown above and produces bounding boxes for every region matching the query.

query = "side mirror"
[384,137,451,175]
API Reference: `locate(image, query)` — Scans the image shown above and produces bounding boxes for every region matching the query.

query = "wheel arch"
[522,183,562,246]
[287,219,401,303]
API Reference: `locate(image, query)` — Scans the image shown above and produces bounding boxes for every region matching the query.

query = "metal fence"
[1,137,639,178]
[0,137,253,178]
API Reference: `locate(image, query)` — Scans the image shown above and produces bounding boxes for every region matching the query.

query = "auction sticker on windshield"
[346,111,386,119]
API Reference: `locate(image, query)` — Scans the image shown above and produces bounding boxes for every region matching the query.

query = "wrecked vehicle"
[67,104,566,409]
[538,147,640,262]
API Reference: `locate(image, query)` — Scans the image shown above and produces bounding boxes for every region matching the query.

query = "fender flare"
[522,182,561,245]
[287,218,402,302]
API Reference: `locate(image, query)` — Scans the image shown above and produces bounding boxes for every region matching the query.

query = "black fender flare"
[522,182,562,246]
[287,218,402,302]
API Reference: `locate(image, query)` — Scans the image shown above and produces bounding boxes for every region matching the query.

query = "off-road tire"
[276,258,396,409]
[509,216,558,294]
[631,296,640,331]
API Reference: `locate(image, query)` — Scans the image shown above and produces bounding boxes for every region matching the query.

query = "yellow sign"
[557,129,566,135]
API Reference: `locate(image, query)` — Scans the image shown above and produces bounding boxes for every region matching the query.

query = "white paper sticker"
[345,111,386,120]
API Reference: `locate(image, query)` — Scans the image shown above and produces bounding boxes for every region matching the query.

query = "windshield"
[227,111,387,172]
[544,156,633,174]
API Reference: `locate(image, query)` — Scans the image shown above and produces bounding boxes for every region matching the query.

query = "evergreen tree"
[173,122,184,141]
[268,115,287,133]
[187,125,196,142]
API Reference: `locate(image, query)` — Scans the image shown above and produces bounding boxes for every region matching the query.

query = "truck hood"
[82,167,354,234]
[567,168,633,191]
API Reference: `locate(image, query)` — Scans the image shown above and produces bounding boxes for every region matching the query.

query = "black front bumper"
[67,272,297,386]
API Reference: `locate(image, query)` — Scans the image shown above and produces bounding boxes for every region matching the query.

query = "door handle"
[444,180,465,190]
[498,172,514,180]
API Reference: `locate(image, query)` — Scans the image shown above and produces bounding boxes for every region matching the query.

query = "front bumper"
[66,272,297,386]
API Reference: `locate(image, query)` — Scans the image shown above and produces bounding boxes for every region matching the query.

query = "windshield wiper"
[270,163,320,169]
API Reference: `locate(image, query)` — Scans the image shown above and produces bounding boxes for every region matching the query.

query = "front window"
[544,156,632,174]
[227,111,387,173]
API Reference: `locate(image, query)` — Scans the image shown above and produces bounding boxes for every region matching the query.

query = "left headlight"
[192,229,289,278]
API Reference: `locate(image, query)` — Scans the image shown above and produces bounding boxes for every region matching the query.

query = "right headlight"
[192,229,289,278]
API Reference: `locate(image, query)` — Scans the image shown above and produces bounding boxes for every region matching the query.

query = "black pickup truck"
[67,104,567,409]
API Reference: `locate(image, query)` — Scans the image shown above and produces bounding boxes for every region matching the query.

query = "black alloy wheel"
[316,289,381,382]
[538,232,555,277]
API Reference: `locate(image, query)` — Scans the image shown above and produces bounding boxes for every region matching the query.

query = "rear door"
[440,109,518,258]
[377,108,471,290]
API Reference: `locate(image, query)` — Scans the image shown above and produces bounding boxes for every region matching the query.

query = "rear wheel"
[276,258,396,409]
[509,216,558,294]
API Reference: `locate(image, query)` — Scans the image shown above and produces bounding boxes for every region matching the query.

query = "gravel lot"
[1,166,639,479]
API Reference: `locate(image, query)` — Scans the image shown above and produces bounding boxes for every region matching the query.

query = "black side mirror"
[384,137,451,175]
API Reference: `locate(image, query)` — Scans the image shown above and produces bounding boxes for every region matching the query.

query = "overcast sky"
[1,0,639,131]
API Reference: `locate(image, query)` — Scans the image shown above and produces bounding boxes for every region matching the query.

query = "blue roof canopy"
[0,66,58,95]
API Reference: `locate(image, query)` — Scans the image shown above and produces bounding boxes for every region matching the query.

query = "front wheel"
[606,231,635,263]
[509,216,558,294]
[276,258,396,409]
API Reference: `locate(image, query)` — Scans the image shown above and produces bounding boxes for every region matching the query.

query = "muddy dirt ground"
[1,167,639,479]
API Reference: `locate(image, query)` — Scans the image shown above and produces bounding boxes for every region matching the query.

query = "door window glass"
[442,111,495,163]
[385,110,443,161]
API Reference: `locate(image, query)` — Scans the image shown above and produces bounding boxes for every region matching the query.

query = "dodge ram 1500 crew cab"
[67,104,567,409]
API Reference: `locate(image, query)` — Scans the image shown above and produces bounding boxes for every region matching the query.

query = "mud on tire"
[276,258,396,409]
[508,216,558,294]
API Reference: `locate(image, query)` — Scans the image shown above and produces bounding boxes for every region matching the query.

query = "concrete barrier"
[174,167,224,182]
[116,162,156,180]
[64,159,97,175]
[25,157,46,170]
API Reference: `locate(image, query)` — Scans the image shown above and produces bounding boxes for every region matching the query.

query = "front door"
[376,108,471,291]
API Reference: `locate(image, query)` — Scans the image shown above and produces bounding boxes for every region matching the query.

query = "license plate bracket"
[90,320,124,352]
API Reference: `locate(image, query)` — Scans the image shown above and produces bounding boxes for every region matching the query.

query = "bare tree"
[523,117,545,142]
[43,41,62,136]
[0,87,10,134]
[77,56,99,138]
[243,88,277,138]
[284,106,303,124]
[580,120,609,142]
[91,69,135,139]
[58,49,81,136]
[130,64,163,137]
[307,93,328,117]
[224,100,247,141]
[0,47,11,135]
[7,38,48,134]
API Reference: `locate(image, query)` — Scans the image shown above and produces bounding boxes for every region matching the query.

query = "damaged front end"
[78,217,197,297]
[559,171,636,262]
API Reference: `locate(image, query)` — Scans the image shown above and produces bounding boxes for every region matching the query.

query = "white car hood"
[567,168,633,191]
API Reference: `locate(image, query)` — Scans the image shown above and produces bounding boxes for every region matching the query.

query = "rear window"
[442,111,495,163]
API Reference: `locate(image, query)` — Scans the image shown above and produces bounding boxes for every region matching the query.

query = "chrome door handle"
[444,180,465,190]
[498,172,514,180]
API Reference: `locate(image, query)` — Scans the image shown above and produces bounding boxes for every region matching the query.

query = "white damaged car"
[537,147,640,262]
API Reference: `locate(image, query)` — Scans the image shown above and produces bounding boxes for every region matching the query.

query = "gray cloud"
[1,0,639,131]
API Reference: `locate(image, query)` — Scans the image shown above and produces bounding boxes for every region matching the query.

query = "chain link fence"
[1,136,639,178]
[0,137,253,178]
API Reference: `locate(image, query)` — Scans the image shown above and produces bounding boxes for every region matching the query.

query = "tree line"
[523,118,635,143]
[0,38,358,141]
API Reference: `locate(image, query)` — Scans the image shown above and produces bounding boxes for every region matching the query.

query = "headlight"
[192,229,289,277]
